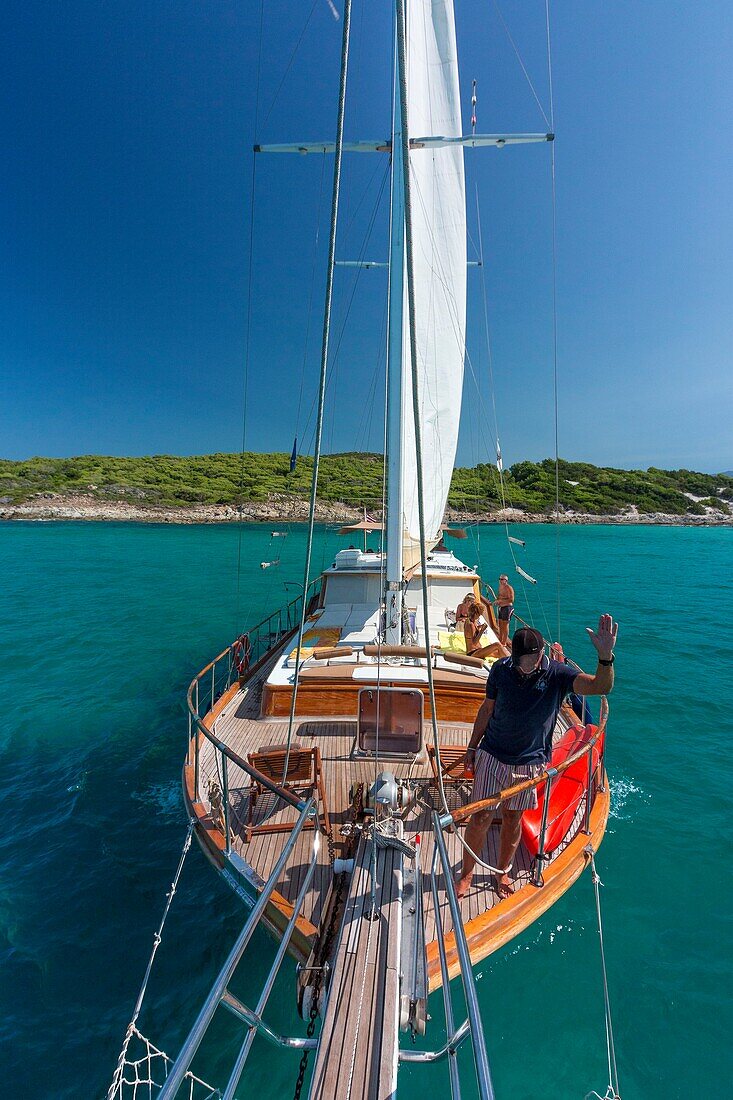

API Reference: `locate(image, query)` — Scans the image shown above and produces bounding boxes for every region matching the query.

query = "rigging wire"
[585,856,622,1100]
[235,0,265,637]
[545,0,563,642]
[282,0,353,781]
[491,0,551,129]
[410,165,548,635]
[107,823,195,1100]
[293,153,328,449]
[388,28,557,870]
[393,0,448,816]
[260,0,321,133]
[473,180,541,620]
[299,162,391,452]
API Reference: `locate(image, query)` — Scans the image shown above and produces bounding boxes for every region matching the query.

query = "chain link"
[293,995,319,1100]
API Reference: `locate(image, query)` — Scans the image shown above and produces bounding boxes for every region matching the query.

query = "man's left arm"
[572,613,618,697]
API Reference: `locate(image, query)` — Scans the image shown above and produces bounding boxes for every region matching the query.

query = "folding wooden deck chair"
[427,745,502,827]
[245,746,330,839]
[427,744,472,786]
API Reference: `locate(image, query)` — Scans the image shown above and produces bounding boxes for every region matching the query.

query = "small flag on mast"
[289,437,297,473]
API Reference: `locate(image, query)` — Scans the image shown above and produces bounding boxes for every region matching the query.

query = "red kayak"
[522,723,604,858]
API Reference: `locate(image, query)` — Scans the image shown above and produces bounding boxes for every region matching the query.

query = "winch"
[362,770,412,813]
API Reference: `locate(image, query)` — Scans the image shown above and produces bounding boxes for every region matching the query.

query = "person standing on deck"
[456,615,617,900]
[492,574,515,646]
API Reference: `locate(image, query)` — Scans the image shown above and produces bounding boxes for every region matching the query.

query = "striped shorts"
[473,749,544,811]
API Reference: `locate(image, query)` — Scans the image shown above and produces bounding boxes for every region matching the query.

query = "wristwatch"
[598,655,615,666]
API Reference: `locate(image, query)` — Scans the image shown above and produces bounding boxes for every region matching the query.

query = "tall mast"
[384,21,406,644]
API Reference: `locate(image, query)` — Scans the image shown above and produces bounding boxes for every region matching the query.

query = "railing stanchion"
[594,695,603,792]
[532,771,555,887]
[158,798,317,1100]
[185,580,326,823]
[221,831,322,1100]
[194,681,200,798]
[430,846,462,1099]
[222,751,231,856]
[583,744,594,835]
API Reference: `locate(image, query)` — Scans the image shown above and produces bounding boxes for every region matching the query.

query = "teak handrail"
[449,728,601,825]
[363,644,435,658]
[440,651,487,669]
[312,645,354,660]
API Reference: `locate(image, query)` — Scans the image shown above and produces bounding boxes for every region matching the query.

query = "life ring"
[232,634,252,676]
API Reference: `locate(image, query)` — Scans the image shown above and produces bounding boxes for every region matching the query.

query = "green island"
[1,452,731,517]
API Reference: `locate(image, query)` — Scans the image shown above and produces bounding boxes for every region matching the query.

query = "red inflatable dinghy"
[521,723,604,858]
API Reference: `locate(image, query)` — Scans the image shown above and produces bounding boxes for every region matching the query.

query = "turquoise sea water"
[1,520,731,1098]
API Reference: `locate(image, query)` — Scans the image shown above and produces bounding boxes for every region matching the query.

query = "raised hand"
[586,614,618,660]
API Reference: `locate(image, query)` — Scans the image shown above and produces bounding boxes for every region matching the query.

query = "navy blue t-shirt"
[480,656,579,765]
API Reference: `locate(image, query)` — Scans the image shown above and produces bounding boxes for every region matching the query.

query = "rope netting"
[107,1025,220,1100]
[106,822,221,1100]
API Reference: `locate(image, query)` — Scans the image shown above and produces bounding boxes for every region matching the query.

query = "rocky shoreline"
[1,492,731,527]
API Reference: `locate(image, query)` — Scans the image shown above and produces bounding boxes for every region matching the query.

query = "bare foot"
[455,872,473,900]
[495,873,513,899]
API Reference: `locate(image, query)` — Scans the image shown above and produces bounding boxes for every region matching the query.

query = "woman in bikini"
[464,602,508,659]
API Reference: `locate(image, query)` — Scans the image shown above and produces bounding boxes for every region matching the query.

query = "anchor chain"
[293,995,319,1100]
[292,872,346,1100]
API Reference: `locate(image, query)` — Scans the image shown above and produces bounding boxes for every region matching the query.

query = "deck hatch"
[357,686,423,757]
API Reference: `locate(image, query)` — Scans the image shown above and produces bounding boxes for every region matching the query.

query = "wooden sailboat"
[162,1,612,1096]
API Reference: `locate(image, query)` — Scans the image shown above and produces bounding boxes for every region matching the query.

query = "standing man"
[493,574,515,646]
[456,615,617,900]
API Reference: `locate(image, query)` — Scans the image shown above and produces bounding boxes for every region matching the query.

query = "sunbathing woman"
[464,602,509,659]
[455,592,477,626]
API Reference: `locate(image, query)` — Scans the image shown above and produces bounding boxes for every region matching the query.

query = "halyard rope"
[395,0,526,881]
[282,0,353,782]
[393,0,447,816]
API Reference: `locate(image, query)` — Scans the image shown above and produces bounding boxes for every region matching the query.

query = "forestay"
[401,0,466,565]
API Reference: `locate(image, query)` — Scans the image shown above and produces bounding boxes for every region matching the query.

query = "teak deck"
[308,839,400,1100]
[184,650,609,991]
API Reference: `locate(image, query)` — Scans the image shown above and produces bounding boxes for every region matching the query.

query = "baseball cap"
[511,627,544,659]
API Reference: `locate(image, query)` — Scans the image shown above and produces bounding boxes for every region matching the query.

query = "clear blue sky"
[1,1,731,473]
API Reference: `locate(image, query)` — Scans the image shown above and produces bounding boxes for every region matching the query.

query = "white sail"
[401,0,466,565]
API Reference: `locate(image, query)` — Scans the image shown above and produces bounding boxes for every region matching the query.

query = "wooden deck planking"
[195,675,591,951]
[309,839,400,1100]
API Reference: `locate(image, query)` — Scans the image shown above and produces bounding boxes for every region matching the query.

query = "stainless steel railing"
[158,797,320,1099]
[395,812,496,1099]
[431,812,496,1100]
[185,577,322,842]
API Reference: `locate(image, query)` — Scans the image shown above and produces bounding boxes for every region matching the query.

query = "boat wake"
[609,775,648,821]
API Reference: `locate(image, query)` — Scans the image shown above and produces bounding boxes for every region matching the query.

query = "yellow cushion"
[289,626,342,659]
[438,630,467,653]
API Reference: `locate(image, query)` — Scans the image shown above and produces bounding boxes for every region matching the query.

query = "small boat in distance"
[109,3,615,1098]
